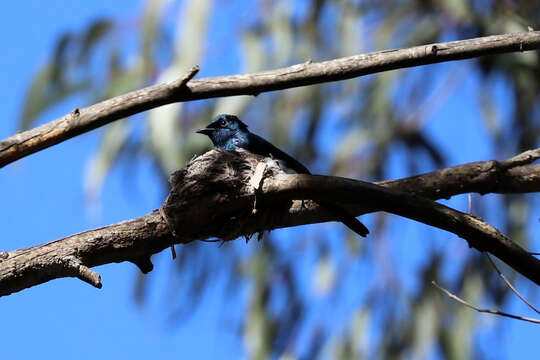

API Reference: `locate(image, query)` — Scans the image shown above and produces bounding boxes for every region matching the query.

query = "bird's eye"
[220,119,227,127]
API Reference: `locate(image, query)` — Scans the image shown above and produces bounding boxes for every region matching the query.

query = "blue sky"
[0,1,234,359]
[1,1,539,359]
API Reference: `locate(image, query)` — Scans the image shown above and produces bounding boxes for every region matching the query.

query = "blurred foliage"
[20,0,540,358]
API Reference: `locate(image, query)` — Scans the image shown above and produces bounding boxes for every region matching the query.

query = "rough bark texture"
[2,32,540,168]
[1,149,539,296]
[0,212,172,295]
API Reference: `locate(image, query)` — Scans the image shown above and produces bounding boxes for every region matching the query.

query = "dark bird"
[196,114,369,237]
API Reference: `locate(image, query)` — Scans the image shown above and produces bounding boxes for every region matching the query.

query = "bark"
[2,32,540,168]
[1,148,539,296]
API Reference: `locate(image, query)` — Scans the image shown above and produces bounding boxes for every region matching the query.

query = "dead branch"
[433,281,540,324]
[486,254,540,314]
[2,32,540,168]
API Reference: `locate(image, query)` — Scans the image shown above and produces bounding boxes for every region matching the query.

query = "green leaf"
[51,32,73,84]
[84,119,129,202]
[19,63,89,130]
[77,19,113,64]
[140,0,168,76]
[83,53,142,201]
[448,275,482,359]
[412,299,437,358]
[147,0,211,174]
[443,0,471,22]
[312,252,336,296]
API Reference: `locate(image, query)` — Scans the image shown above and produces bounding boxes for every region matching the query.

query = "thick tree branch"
[378,148,540,199]
[0,66,200,168]
[2,32,540,168]
[0,212,173,296]
[1,149,539,296]
[283,148,540,227]
[262,173,540,286]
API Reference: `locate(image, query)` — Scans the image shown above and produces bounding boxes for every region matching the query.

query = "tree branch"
[486,254,540,315]
[0,212,173,296]
[1,149,539,296]
[0,65,200,168]
[377,148,540,199]
[260,174,540,286]
[432,281,540,324]
[2,32,540,168]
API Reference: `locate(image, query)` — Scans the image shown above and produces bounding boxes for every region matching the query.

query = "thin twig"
[486,254,540,314]
[432,281,540,324]
[500,148,540,169]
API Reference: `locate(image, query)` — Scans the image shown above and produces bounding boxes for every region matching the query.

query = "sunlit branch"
[1,32,540,168]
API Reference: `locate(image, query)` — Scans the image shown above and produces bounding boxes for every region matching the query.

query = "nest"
[161,149,289,242]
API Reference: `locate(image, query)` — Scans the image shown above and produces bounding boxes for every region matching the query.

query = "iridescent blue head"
[196,114,249,150]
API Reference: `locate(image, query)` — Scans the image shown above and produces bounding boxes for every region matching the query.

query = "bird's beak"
[195,128,213,135]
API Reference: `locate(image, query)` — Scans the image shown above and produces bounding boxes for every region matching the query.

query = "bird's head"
[196,114,248,148]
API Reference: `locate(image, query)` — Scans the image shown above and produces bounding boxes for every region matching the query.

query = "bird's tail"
[317,201,369,237]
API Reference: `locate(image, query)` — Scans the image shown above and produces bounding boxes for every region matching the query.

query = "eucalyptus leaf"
[20,64,89,130]
[147,0,210,174]
[84,119,129,202]
[77,19,113,64]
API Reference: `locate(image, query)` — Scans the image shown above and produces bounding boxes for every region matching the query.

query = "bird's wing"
[241,132,369,237]
[244,133,311,174]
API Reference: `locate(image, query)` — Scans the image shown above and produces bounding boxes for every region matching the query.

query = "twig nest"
[161,150,287,242]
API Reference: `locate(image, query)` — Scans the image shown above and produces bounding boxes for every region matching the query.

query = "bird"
[196,114,369,237]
